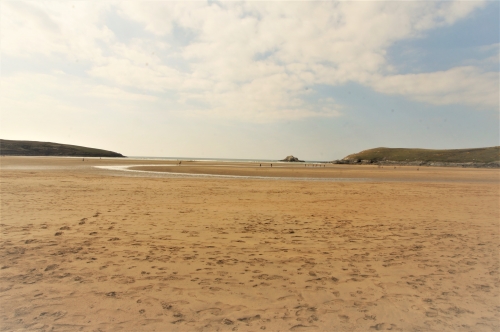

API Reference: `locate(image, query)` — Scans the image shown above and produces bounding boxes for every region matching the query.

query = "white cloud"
[371,67,499,109]
[1,0,495,124]
[115,0,494,116]
[1,2,113,63]
[183,73,342,122]
[0,71,157,120]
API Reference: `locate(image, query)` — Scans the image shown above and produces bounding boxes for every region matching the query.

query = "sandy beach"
[0,156,498,331]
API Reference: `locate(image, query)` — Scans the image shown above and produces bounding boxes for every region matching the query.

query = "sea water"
[126,156,330,164]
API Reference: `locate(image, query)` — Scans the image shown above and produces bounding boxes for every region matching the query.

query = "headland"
[0,139,124,158]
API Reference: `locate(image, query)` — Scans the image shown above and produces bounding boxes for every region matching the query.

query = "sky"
[1,1,499,160]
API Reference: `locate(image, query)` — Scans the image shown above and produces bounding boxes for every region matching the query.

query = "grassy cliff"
[0,139,125,157]
[343,146,500,163]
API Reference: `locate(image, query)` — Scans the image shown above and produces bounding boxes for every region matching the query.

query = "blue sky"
[1,1,498,160]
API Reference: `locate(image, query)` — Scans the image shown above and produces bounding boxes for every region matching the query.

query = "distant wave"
[125,156,329,163]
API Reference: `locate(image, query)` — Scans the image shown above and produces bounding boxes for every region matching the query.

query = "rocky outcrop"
[281,155,304,162]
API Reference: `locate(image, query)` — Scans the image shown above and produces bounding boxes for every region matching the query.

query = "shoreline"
[2,156,498,183]
[94,165,373,182]
[4,155,498,168]
[122,163,499,184]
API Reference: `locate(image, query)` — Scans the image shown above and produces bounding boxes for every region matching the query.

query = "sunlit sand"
[1,156,498,331]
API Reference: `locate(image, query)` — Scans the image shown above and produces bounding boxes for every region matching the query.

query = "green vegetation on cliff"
[0,139,125,157]
[343,146,500,163]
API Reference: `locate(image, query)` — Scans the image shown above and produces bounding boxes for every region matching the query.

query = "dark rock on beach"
[281,155,305,162]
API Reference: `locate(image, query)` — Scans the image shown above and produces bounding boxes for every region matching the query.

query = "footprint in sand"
[112,276,135,284]
[370,323,398,330]
[237,314,261,323]
[196,308,222,318]
[44,264,58,271]
[290,324,319,331]
[222,318,234,325]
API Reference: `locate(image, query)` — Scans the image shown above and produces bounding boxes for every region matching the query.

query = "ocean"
[127,156,330,164]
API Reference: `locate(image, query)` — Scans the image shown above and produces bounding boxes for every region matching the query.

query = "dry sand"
[0,156,498,331]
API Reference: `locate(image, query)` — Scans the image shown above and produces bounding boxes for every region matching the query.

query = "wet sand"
[1,156,499,331]
[128,163,498,183]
